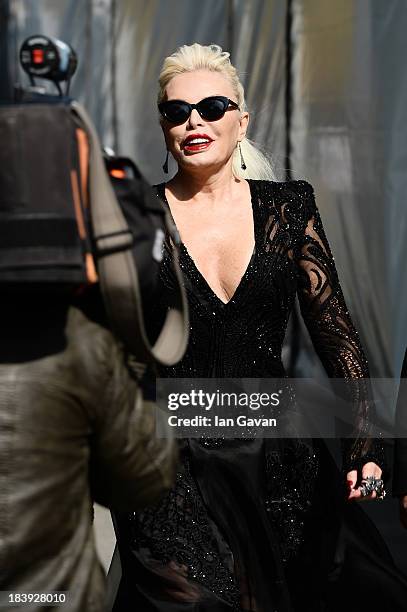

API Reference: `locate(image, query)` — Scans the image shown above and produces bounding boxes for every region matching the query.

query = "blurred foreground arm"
[83,308,177,511]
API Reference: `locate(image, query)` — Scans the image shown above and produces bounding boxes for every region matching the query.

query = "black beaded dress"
[114,180,407,612]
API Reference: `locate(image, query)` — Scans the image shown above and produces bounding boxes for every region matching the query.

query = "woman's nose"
[187,108,203,129]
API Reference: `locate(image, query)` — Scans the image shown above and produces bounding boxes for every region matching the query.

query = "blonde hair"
[158,43,276,180]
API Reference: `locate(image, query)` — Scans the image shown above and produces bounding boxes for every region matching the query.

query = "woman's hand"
[346,461,382,501]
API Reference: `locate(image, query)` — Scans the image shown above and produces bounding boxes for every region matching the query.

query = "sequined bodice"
[155,180,369,383]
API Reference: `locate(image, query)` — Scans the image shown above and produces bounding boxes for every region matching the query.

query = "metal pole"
[285,0,293,182]
[110,0,119,152]
[84,0,93,108]
[0,0,12,102]
[227,0,234,58]
[285,0,301,376]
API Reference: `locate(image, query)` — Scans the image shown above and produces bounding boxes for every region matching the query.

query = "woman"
[114,43,407,611]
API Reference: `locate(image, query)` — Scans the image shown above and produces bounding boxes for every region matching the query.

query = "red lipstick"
[182,133,214,153]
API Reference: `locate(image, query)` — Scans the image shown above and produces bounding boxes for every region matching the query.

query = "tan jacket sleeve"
[89,327,178,511]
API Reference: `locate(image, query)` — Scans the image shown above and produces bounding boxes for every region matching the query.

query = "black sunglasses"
[158,95,240,124]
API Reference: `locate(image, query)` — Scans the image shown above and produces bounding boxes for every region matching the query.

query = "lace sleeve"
[293,181,385,473]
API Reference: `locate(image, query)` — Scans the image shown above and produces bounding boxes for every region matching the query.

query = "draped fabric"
[289,0,407,387]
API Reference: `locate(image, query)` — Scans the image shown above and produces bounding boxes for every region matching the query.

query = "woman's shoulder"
[248,178,314,197]
[153,182,168,208]
[249,179,316,216]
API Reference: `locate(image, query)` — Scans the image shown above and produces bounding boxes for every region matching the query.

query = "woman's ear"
[238,112,249,141]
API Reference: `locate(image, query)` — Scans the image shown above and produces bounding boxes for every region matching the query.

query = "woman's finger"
[347,463,383,501]
[346,469,358,497]
[361,461,382,480]
[347,487,361,500]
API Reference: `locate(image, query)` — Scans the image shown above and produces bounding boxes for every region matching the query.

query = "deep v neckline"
[157,180,258,308]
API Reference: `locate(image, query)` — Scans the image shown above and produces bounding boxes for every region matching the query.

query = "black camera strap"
[72,102,189,366]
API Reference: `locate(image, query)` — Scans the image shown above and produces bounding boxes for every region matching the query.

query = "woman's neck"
[167,164,243,206]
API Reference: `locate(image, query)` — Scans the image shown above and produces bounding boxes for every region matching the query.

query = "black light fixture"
[19,35,78,97]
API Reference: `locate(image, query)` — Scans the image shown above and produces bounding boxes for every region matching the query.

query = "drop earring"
[239,143,247,171]
[162,150,169,174]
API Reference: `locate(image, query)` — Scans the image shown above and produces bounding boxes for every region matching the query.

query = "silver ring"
[360,476,386,500]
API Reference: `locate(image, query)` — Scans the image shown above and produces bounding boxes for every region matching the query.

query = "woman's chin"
[180,155,218,171]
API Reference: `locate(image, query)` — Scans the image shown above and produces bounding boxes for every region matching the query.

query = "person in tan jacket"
[0,291,177,612]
